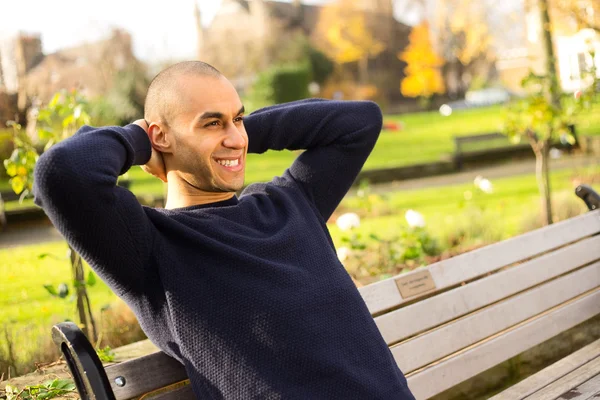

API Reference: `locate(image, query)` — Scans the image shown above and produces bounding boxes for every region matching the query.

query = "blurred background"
[1,0,600,397]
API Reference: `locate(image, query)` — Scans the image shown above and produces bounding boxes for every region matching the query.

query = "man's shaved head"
[144,61,223,127]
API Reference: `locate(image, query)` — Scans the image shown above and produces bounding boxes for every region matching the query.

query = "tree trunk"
[69,246,97,342]
[539,0,561,109]
[535,141,553,225]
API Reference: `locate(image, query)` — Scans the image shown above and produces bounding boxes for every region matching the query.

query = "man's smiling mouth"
[215,159,239,167]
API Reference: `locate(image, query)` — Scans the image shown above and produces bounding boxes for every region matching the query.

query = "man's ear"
[148,123,173,153]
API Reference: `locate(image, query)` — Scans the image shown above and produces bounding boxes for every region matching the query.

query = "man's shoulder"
[241,172,302,198]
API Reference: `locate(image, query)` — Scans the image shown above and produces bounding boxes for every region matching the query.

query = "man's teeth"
[217,159,239,167]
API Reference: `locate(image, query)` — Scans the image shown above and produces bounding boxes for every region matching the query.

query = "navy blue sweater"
[34,99,415,399]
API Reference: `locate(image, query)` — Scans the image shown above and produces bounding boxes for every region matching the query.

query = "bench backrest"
[453,132,509,153]
[54,187,600,400]
[359,208,600,399]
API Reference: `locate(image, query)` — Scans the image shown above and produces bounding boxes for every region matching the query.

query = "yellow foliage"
[314,0,385,65]
[435,0,491,65]
[398,22,445,98]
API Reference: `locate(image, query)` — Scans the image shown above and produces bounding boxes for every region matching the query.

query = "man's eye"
[205,121,220,127]
[234,116,244,123]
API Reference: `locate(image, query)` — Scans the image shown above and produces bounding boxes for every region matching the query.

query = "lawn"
[331,165,598,250]
[3,104,600,199]
[0,242,118,371]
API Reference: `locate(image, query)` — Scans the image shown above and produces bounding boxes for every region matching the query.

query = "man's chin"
[216,178,245,193]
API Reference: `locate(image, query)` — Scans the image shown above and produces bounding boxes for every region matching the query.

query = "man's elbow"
[33,146,73,206]
[359,101,383,141]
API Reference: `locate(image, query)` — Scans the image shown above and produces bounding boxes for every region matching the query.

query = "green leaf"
[43,284,58,297]
[369,233,381,241]
[62,114,75,128]
[564,134,576,145]
[57,283,69,298]
[38,128,54,140]
[87,271,97,287]
[5,162,16,177]
[10,175,25,194]
[37,109,52,123]
[96,346,116,362]
[49,93,61,109]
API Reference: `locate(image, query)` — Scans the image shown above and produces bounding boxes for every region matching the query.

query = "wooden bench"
[453,126,578,170]
[452,132,531,169]
[52,184,600,400]
[490,337,600,399]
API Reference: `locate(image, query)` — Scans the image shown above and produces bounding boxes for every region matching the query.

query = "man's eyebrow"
[198,111,224,120]
[197,106,244,121]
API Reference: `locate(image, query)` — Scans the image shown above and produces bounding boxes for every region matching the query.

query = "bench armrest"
[576,184,600,211]
[52,322,116,400]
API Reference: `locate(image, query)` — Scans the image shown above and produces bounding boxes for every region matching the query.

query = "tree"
[554,0,600,33]
[313,0,385,85]
[432,0,494,96]
[4,90,99,342]
[505,0,597,226]
[398,22,445,103]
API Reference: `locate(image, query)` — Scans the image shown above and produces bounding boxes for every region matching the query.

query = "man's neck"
[164,176,235,209]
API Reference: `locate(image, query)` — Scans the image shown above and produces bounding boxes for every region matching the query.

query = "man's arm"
[33,124,154,296]
[243,99,382,221]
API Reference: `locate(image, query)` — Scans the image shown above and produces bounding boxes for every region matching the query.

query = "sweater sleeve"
[243,99,382,221]
[33,124,154,296]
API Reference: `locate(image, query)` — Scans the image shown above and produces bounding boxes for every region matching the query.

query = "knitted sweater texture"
[34,99,415,399]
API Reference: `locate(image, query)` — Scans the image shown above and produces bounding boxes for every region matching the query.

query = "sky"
[0,0,221,62]
[0,0,426,63]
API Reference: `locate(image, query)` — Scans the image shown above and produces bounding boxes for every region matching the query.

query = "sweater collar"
[171,195,239,211]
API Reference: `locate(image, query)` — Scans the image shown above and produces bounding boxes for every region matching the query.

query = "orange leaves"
[399,22,445,98]
[314,0,385,65]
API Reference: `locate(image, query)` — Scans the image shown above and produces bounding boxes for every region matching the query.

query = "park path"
[1,153,598,250]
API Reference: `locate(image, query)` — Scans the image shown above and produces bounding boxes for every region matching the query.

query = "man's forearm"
[244,99,382,154]
[243,99,383,221]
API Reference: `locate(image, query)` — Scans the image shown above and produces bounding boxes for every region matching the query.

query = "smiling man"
[33,61,415,399]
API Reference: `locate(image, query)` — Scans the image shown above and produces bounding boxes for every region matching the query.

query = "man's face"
[168,75,248,193]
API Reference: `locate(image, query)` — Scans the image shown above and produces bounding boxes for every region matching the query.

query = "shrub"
[247,63,311,109]
[0,301,144,379]
[520,190,588,232]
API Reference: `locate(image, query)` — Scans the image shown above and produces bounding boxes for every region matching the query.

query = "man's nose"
[223,124,246,149]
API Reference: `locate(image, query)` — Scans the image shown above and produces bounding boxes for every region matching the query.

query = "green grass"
[330,165,598,248]
[0,242,117,337]
[3,104,600,200]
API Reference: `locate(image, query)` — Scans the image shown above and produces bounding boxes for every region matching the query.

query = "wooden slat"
[112,339,158,362]
[406,288,600,400]
[140,382,195,400]
[490,339,600,400]
[376,236,600,345]
[105,351,188,400]
[360,210,600,315]
[525,356,600,400]
[393,262,600,374]
[568,374,600,400]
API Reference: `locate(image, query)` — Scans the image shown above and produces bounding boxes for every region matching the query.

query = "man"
[34,61,415,399]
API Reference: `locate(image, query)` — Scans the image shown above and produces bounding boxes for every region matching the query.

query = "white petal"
[405,209,426,228]
[336,213,361,231]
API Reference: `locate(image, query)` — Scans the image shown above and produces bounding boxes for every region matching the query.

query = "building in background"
[498,0,599,93]
[196,0,412,105]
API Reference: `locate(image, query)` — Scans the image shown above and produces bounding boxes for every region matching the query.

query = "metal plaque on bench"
[395,270,436,299]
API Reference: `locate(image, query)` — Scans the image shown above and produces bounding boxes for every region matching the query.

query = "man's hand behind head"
[132,119,167,183]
